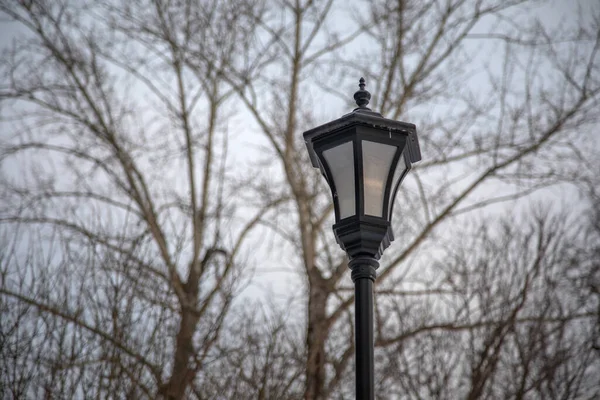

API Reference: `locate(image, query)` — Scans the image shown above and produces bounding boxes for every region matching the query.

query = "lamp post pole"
[350,256,379,400]
[302,78,421,399]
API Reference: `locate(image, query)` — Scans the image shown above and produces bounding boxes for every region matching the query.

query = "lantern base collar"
[333,215,394,260]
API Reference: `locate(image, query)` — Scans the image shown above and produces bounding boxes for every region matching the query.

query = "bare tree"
[222,0,600,398]
[0,0,270,398]
[371,206,599,399]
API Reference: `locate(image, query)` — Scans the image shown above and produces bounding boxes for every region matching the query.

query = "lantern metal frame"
[304,98,421,260]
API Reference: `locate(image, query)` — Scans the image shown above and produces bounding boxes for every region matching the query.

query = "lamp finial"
[354,77,371,109]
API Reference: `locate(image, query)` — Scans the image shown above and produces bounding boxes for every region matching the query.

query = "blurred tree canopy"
[1,0,599,399]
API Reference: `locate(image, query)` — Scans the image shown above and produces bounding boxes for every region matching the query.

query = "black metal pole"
[349,256,379,400]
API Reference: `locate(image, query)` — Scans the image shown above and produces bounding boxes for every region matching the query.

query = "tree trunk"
[158,304,200,400]
[304,284,329,400]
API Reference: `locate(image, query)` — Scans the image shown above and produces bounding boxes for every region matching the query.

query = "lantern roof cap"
[303,78,420,168]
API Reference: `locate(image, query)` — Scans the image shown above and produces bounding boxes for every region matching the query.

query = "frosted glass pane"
[323,142,355,219]
[362,141,396,217]
[388,151,408,217]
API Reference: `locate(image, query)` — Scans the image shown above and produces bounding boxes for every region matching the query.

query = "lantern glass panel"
[388,150,408,218]
[323,141,356,219]
[362,140,397,217]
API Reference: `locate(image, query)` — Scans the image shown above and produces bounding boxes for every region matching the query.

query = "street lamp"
[303,78,421,399]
